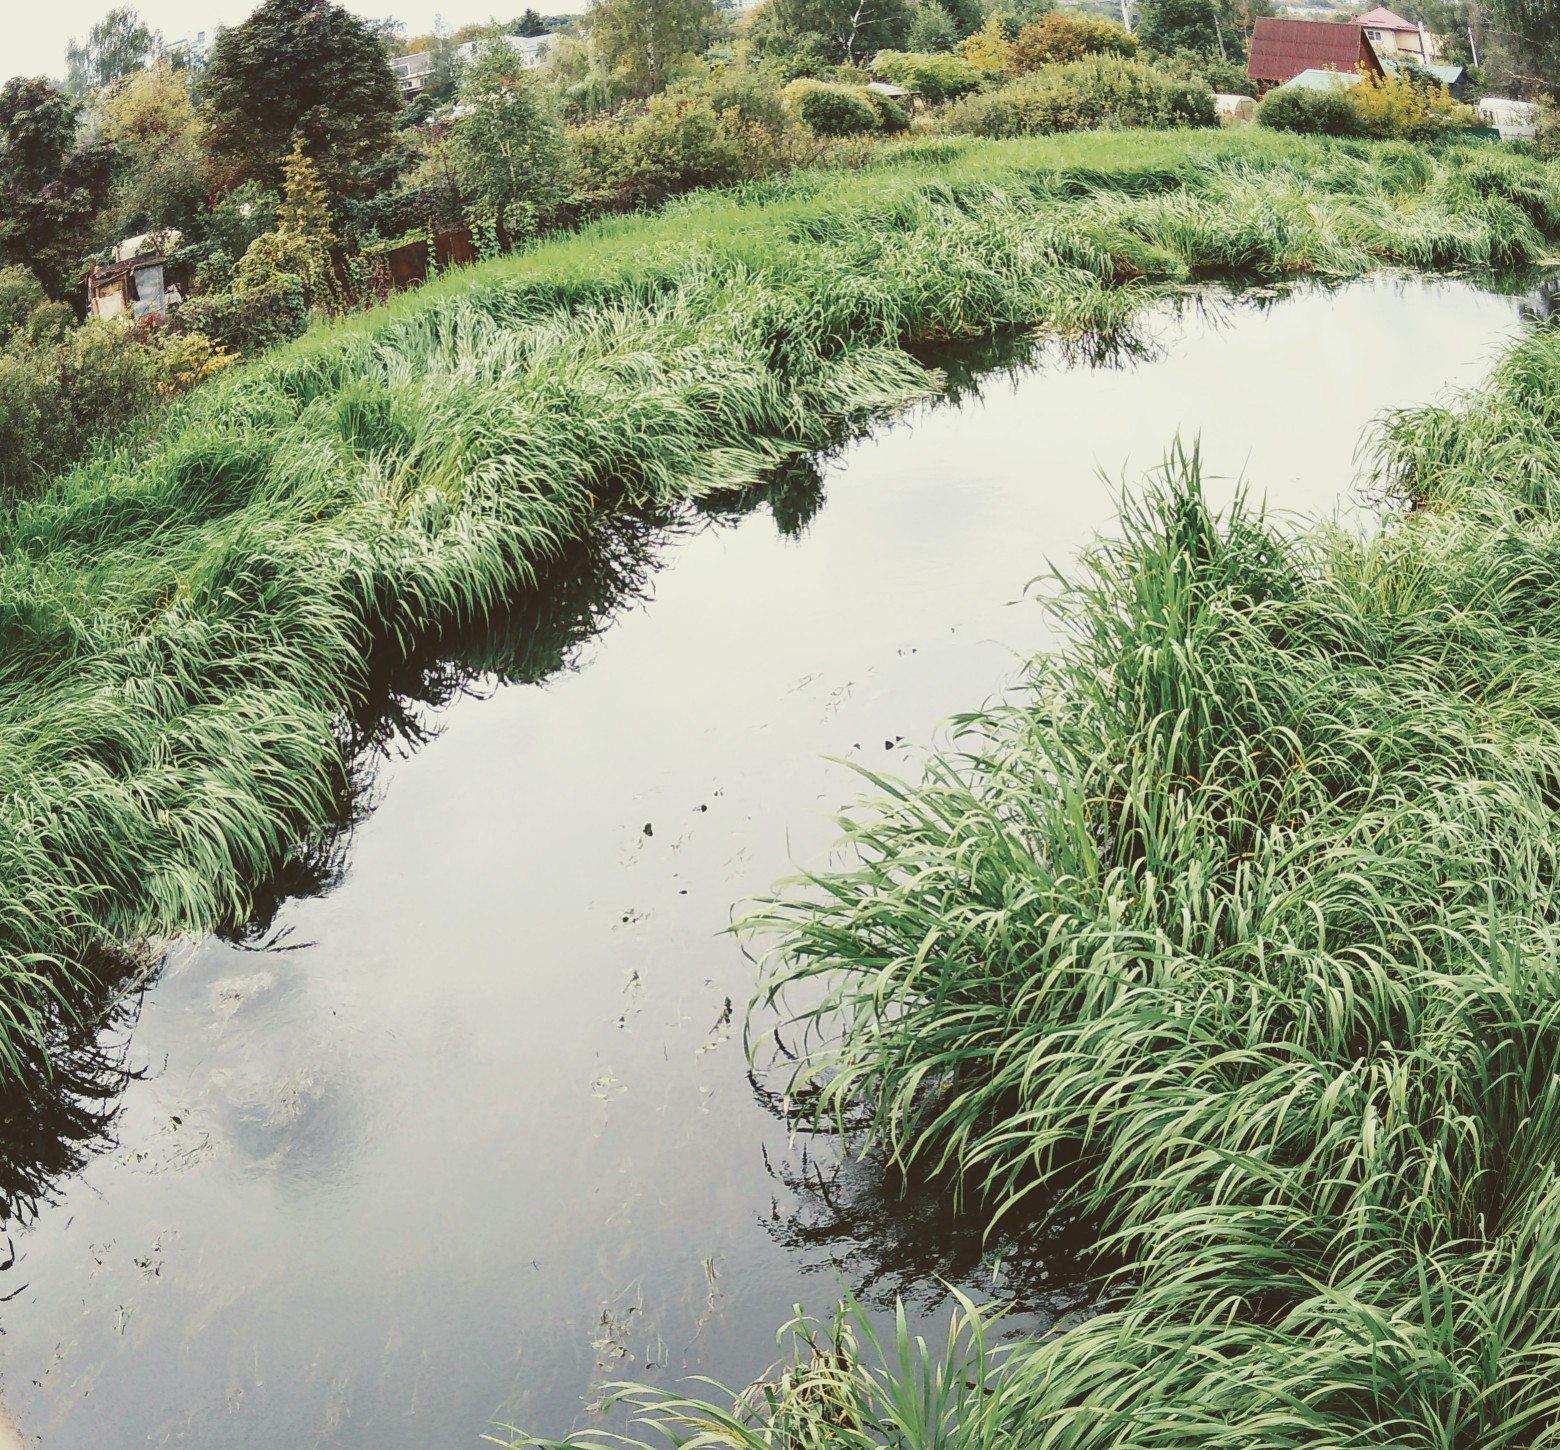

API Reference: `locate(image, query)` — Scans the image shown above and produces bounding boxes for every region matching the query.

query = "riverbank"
[532,311,1560,1445]
[4,129,1560,1084]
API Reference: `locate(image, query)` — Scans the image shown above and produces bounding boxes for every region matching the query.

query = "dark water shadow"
[0,946,147,1256]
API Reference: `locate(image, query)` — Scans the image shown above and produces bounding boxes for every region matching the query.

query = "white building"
[391,32,551,97]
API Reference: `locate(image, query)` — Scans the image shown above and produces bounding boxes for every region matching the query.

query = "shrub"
[1256,80,1363,136]
[173,275,309,356]
[0,318,233,498]
[340,183,465,249]
[571,87,798,205]
[0,265,46,346]
[1351,69,1477,140]
[198,181,279,261]
[1009,11,1139,70]
[705,67,789,131]
[621,91,747,191]
[782,79,881,135]
[869,49,984,101]
[942,55,1213,135]
[1158,47,1257,96]
[863,88,911,131]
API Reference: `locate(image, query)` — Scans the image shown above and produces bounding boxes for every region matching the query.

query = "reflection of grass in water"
[761,1129,1100,1327]
[0,945,144,1238]
[521,324,1560,1446]
[2,461,823,1265]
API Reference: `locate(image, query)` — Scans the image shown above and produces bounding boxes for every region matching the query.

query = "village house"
[389,32,550,98]
[1247,17,1385,92]
[1353,6,1439,62]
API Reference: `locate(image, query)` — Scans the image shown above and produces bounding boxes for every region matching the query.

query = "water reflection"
[0,947,145,1241]
[759,1123,1101,1329]
[1519,273,1560,325]
[234,468,827,942]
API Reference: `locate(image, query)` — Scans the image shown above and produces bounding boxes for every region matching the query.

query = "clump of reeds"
[521,323,1560,1446]
[5,129,1560,1095]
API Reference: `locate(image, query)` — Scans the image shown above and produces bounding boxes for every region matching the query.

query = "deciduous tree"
[587,0,715,95]
[1137,0,1223,57]
[755,0,915,64]
[98,64,206,237]
[65,8,158,96]
[201,0,402,198]
[451,37,570,232]
[0,80,112,301]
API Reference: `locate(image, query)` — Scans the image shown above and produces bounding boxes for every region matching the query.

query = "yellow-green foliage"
[960,15,1015,72]
[1351,69,1476,139]
[1010,10,1139,70]
[870,49,984,101]
[943,55,1215,136]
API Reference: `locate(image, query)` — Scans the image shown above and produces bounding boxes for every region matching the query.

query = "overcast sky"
[7,0,587,84]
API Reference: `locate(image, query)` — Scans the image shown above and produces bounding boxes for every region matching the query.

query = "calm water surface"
[0,277,1533,1448]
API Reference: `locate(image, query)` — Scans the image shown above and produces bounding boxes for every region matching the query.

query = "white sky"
[6,0,587,84]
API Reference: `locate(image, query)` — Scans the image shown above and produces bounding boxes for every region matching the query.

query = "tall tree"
[451,36,570,230]
[1467,0,1560,92]
[64,8,159,96]
[511,9,550,36]
[98,64,206,237]
[200,0,402,198]
[753,0,915,63]
[0,80,112,301]
[1137,0,1224,56]
[586,0,715,94]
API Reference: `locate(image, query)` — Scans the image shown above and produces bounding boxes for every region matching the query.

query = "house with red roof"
[1247,18,1384,94]
[1353,7,1437,62]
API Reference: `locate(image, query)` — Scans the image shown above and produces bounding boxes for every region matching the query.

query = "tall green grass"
[5,130,1560,1089]
[522,320,1560,1446]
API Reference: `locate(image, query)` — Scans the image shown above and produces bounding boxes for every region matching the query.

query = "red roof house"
[1353,7,1432,60]
[1247,19,1384,92]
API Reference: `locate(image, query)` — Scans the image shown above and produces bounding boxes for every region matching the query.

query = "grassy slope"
[4,129,1560,1081]
[536,264,1560,1441]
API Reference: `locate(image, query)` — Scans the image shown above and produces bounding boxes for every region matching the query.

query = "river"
[0,275,1535,1448]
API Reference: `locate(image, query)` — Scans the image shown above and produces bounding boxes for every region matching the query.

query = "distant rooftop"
[1352,7,1418,29]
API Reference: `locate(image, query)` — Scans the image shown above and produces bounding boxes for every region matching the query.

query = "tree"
[0,80,112,301]
[451,36,570,233]
[1137,0,1224,57]
[587,0,715,95]
[907,5,959,51]
[201,0,402,199]
[935,0,984,38]
[65,7,159,96]
[1461,0,1559,93]
[755,0,915,63]
[1397,0,1475,66]
[98,64,206,237]
[511,9,550,35]
[1009,11,1137,68]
